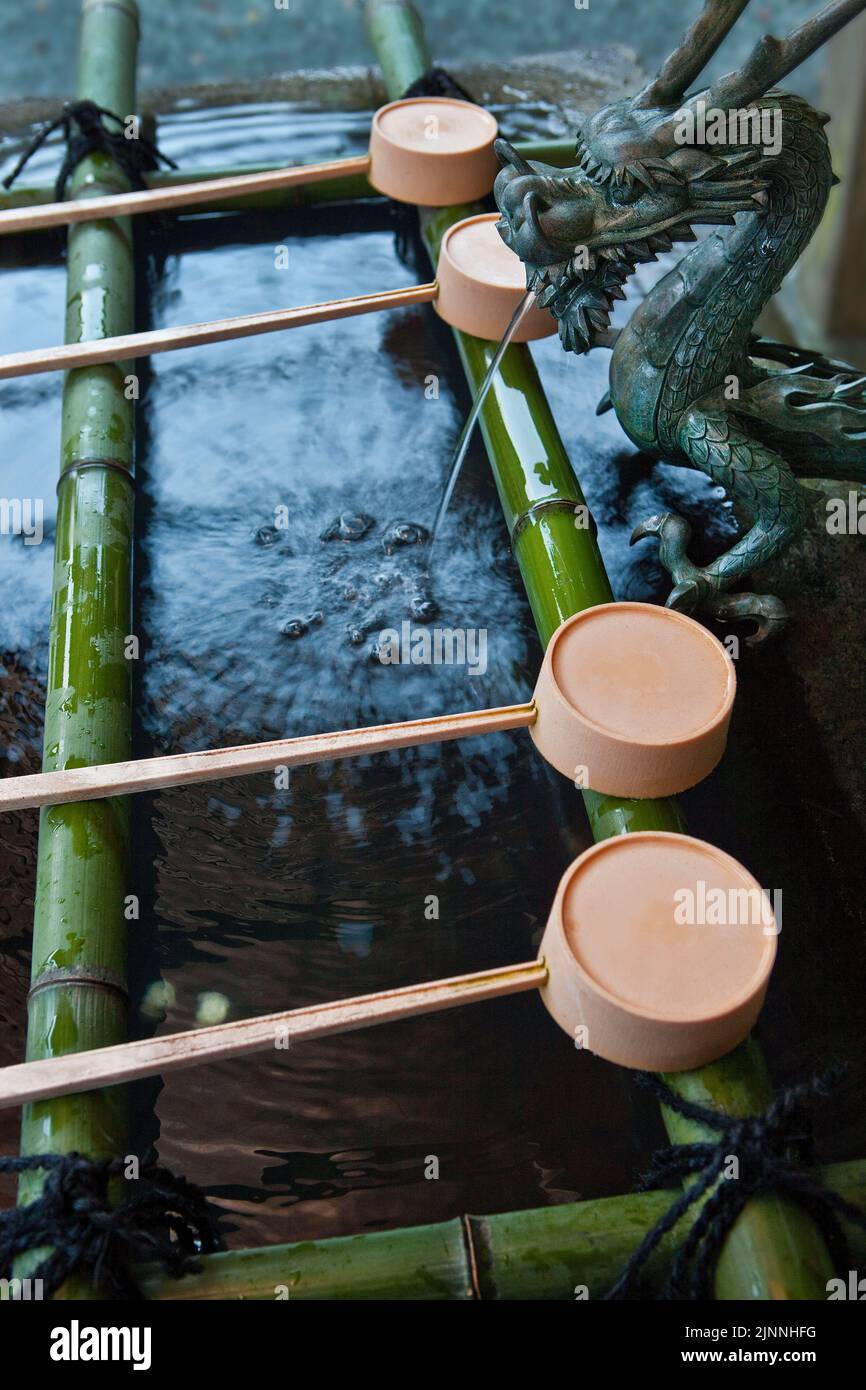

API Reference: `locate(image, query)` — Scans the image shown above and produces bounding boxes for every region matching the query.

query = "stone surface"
[752,479,866,835]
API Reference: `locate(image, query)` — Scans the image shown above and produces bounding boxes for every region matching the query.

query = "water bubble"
[255,525,281,546]
[348,610,388,646]
[368,641,387,664]
[382,520,428,554]
[321,513,375,542]
[410,595,439,622]
[280,610,323,639]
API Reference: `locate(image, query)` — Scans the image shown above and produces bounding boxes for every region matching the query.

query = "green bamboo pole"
[365,0,835,1299]
[139,1159,866,1300]
[14,0,140,1298]
[0,139,577,221]
[365,0,432,99]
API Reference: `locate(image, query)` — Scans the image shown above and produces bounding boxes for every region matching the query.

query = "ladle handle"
[0,282,439,380]
[0,703,536,811]
[0,154,373,235]
[0,960,546,1109]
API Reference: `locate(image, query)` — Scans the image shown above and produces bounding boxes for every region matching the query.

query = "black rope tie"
[2,101,177,202]
[607,1067,866,1300]
[401,66,476,104]
[0,1153,224,1300]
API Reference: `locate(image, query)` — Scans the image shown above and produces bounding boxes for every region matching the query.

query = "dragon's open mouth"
[493,128,770,355]
[507,226,683,355]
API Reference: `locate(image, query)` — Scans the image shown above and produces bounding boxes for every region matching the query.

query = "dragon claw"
[665,580,703,614]
[631,509,787,641]
[631,511,694,571]
[630,512,669,544]
[705,591,789,644]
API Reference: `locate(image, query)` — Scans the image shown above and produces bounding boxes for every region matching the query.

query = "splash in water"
[430,289,536,547]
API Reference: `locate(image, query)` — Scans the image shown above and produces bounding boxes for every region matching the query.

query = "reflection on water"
[2,101,864,1247]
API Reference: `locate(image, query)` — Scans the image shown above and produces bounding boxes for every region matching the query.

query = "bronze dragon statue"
[494,0,866,639]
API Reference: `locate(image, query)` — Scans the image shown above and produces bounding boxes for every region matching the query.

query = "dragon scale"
[637,97,833,453]
[494,0,866,639]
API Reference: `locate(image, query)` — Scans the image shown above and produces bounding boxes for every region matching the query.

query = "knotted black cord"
[401,66,476,104]
[2,101,177,202]
[0,1152,224,1300]
[606,1067,866,1300]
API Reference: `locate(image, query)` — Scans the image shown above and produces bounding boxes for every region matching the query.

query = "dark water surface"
[1,102,864,1248]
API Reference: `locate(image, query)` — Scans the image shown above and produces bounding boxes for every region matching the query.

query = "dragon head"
[494,0,848,353]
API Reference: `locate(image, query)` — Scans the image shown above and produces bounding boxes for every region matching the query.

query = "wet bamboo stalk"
[14,0,141,1299]
[139,1159,866,1300]
[364,0,836,1300]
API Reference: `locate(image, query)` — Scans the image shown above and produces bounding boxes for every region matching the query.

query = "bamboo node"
[57,459,136,492]
[28,964,129,1005]
[510,496,597,544]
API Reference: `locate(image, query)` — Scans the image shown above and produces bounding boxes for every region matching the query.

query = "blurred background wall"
[0,0,836,101]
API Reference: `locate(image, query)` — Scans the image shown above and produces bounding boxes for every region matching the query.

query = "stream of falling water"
[429,288,536,546]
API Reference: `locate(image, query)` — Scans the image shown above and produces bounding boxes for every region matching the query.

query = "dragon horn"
[635,0,752,108]
[703,0,866,109]
[494,139,535,176]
